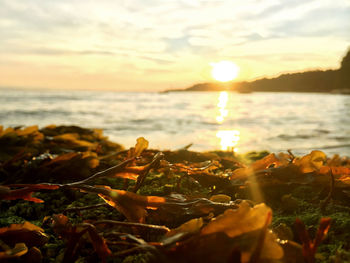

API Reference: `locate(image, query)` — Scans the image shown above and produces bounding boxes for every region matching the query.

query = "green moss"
[122,253,154,263]
[0,214,25,227]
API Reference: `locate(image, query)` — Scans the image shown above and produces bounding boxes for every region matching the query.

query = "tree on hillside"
[337,48,350,90]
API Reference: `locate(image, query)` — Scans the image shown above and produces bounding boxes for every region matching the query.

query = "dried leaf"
[166,218,203,237]
[0,221,48,247]
[51,215,111,262]
[53,133,97,150]
[129,137,149,158]
[294,150,327,173]
[76,185,166,223]
[83,223,112,262]
[111,172,139,180]
[16,125,39,136]
[164,202,282,263]
[201,201,272,238]
[0,184,60,203]
[51,214,72,238]
[151,195,237,226]
[319,166,350,176]
[251,153,282,171]
[313,218,331,248]
[259,230,284,261]
[294,217,331,263]
[0,243,28,259]
[230,153,285,180]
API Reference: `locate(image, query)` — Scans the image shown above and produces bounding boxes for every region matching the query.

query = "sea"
[1,88,350,157]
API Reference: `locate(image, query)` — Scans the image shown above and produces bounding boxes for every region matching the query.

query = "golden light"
[210,61,240,82]
[216,130,240,152]
[216,91,228,123]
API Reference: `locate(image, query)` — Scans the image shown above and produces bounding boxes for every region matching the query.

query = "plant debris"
[1,125,350,262]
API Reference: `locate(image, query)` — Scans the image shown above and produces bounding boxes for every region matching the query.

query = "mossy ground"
[1,125,349,262]
[2,151,349,263]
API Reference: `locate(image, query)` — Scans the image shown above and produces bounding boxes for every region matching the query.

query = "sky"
[0,0,349,91]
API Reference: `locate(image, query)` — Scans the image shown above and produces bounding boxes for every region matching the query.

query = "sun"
[210,61,240,82]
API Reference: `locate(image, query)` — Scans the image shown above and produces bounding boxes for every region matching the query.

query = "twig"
[93,220,170,234]
[63,203,109,213]
[104,232,137,239]
[177,143,193,151]
[132,152,164,192]
[171,161,216,172]
[65,157,135,187]
[287,149,296,162]
[106,241,137,246]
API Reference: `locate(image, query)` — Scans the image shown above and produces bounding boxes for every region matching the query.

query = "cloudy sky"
[1,0,349,91]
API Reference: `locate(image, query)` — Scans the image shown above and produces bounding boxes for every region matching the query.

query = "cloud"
[272,5,350,39]
[0,0,349,90]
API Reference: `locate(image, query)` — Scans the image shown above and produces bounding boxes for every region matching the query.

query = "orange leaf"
[76,185,166,223]
[319,166,350,176]
[112,172,139,180]
[134,137,149,157]
[0,243,28,259]
[0,184,60,203]
[294,217,331,263]
[294,151,327,173]
[0,221,48,248]
[251,153,282,171]
[84,224,112,261]
[127,137,149,158]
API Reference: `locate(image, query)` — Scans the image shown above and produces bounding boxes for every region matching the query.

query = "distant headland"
[164,48,350,94]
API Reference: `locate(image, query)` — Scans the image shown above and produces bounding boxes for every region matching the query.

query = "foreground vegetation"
[1,125,350,262]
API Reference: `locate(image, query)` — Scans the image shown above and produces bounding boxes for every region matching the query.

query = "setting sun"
[210,61,240,82]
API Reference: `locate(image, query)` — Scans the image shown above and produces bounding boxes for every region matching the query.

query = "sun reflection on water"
[216,130,240,151]
[215,91,240,152]
[216,91,229,123]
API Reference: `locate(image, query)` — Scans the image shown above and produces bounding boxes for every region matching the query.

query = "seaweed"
[1,125,350,262]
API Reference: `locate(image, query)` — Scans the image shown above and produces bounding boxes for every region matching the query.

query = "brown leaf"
[165,218,203,238]
[0,221,49,247]
[51,214,73,238]
[294,217,331,263]
[76,185,166,223]
[83,223,112,262]
[250,153,283,171]
[294,150,327,173]
[0,184,60,203]
[230,153,285,180]
[0,243,28,259]
[164,202,282,263]
[319,166,350,176]
[53,133,98,150]
[127,137,149,158]
[51,215,111,262]
[134,137,149,157]
[201,201,272,238]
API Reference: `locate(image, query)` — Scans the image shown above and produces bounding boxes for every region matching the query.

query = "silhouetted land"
[166,48,350,93]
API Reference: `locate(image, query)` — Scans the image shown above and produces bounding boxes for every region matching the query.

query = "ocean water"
[1,88,350,156]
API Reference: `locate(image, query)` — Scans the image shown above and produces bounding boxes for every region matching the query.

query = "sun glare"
[216,130,240,152]
[210,61,239,82]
